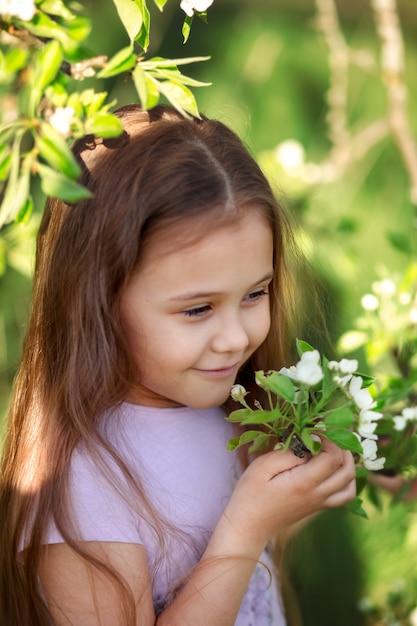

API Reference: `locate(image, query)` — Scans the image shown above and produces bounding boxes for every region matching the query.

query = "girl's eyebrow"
[168,272,274,302]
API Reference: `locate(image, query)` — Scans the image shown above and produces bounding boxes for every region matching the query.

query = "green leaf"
[85,92,109,116]
[344,496,368,518]
[296,339,315,357]
[132,65,160,109]
[37,163,93,203]
[34,40,63,90]
[324,429,363,454]
[226,408,254,423]
[148,75,200,118]
[152,0,168,9]
[36,123,81,179]
[300,428,321,454]
[387,231,412,255]
[0,146,11,180]
[150,67,211,88]
[324,407,355,428]
[236,409,279,425]
[97,46,136,78]
[16,195,34,224]
[356,372,375,388]
[0,135,22,227]
[112,0,144,43]
[24,13,74,46]
[66,16,92,43]
[182,15,193,44]
[135,0,150,51]
[141,55,210,69]
[37,0,76,20]
[227,431,271,452]
[0,147,33,228]
[88,113,124,138]
[255,370,295,402]
[28,41,62,115]
[5,48,29,73]
[249,434,271,453]
[196,10,208,24]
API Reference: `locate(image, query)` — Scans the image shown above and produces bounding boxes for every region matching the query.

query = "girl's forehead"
[126,212,274,297]
[138,207,273,267]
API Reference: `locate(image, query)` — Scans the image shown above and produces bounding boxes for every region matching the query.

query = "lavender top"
[43,403,286,625]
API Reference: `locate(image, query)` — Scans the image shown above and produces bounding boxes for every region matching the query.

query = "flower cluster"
[227,340,386,515]
[0,0,35,21]
[332,367,385,471]
[393,406,417,431]
[338,265,417,375]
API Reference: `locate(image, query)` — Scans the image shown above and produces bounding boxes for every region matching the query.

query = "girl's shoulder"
[64,403,239,532]
[94,403,234,465]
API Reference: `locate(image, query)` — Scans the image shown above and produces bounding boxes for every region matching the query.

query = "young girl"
[0,104,356,625]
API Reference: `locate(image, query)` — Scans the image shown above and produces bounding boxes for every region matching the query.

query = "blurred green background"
[1,0,417,623]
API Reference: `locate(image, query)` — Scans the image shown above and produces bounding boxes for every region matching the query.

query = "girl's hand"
[369,472,417,502]
[219,438,356,558]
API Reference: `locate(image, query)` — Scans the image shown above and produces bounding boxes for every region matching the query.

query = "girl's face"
[121,211,274,409]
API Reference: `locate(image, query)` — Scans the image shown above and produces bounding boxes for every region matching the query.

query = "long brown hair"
[0,104,299,624]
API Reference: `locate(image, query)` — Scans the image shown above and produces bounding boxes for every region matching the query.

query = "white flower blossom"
[48,106,75,138]
[0,0,35,20]
[361,293,379,311]
[180,0,213,17]
[349,376,376,410]
[361,438,378,461]
[329,358,359,386]
[328,358,358,374]
[230,384,247,402]
[275,139,305,171]
[280,350,323,386]
[393,406,417,431]
[394,415,407,431]
[360,408,383,422]
[410,607,417,626]
[332,374,352,386]
[358,420,378,440]
[402,406,417,421]
[363,456,386,471]
[399,291,411,305]
[361,438,385,470]
[372,278,396,297]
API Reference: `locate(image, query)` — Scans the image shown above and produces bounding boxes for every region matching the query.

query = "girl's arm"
[39,439,356,626]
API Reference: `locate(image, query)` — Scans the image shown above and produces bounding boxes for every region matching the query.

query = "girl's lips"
[194,364,239,379]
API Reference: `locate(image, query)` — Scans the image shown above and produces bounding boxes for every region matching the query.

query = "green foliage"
[1,2,417,622]
[0,0,212,227]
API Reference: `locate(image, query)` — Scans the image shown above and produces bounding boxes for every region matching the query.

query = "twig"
[371,0,417,206]
[61,56,108,80]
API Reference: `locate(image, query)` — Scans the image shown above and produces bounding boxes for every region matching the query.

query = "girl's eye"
[244,289,269,303]
[182,305,212,318]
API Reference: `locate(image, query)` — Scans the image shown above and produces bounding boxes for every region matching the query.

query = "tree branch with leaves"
[0,0,213,228]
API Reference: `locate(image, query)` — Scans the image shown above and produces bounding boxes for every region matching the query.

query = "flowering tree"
[0,0,213,227]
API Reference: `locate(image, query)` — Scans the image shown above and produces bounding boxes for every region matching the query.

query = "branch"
[0,22,43,47]
[314,0,350,152]
[317,118,390,182]
[1,24,107,80]
[371,0,417,205]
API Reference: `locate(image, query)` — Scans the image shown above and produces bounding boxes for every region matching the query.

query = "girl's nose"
[211,312,250,354]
